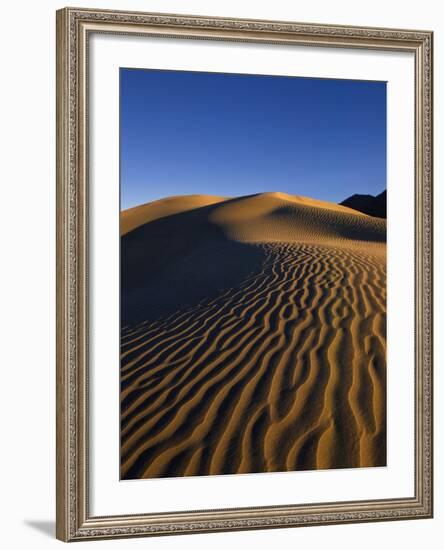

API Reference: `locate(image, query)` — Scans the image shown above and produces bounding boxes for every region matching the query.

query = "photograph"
[119,68,387,480]
[52,5,433,542]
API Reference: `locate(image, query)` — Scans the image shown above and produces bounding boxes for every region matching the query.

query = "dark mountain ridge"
[340,190,386,218]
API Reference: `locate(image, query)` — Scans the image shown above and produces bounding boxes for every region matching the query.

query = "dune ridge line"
[120,192,386,479]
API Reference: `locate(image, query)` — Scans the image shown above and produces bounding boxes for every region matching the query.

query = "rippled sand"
[120,193,386,479]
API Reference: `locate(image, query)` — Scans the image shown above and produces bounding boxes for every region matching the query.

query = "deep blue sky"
[120,68,386,211]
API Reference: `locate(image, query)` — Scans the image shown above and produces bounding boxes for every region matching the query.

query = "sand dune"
[120,192,386,479]
[121,194,228,235]
[341,190,387,219]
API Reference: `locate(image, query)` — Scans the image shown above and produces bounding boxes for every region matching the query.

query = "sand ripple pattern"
[121,241,386,479]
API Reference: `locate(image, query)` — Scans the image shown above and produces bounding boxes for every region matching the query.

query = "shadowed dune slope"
[121,194,228,235]
[121,192,386,479]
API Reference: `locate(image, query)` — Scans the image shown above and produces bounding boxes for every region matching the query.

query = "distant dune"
[121,192,386,479]
[340,190,386,218]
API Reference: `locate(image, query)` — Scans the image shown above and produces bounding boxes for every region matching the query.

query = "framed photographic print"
[56,7,433,541]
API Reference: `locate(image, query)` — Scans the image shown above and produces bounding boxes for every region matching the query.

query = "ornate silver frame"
[56,7,433,542]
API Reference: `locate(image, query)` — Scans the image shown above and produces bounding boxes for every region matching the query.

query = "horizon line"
[120,188,387,213]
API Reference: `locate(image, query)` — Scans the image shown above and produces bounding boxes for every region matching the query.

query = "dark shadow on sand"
[121,198,267,325]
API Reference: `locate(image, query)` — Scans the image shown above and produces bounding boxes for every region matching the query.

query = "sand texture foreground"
[120,193,386,479]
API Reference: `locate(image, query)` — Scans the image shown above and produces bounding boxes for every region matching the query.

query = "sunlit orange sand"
[120,192,386,479]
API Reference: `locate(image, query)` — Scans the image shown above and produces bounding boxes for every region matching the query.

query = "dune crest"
[121,194,228,235]
[208,192,385,246]
[120,192,386,479]
[256,191,369,215]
